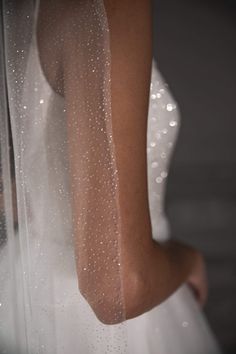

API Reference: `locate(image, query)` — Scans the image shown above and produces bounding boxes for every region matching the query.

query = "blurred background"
[152,0,236,352]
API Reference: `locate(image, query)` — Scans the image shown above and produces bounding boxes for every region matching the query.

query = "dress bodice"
[147,62,180,241]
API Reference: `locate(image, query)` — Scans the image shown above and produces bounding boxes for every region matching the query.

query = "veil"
[0,0,128,352]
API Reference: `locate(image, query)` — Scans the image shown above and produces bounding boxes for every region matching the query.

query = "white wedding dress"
[0,0,222,351]
[0,30,222,352]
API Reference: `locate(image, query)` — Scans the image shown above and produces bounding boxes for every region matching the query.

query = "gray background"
[153,0,236,352]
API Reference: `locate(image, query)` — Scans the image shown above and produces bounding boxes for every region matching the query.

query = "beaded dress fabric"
[0,1,222,353]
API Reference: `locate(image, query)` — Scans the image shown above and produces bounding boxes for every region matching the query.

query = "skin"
[37,0,208,324]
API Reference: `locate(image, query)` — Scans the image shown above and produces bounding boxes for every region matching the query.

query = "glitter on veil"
[0,0,127,352]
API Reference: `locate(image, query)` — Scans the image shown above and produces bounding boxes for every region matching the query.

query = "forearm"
[123,239,198,319]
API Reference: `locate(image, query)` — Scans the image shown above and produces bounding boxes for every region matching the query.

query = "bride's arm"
[65,0,205,323]
[37,0,206,324]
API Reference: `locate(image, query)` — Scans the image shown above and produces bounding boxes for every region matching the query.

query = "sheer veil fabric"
[1,0,127,353]
[0,1,223,354]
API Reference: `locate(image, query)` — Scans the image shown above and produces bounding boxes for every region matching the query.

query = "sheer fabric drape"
[0,1,127,353]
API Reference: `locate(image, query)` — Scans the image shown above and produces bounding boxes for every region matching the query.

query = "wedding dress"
[0,1,222,353]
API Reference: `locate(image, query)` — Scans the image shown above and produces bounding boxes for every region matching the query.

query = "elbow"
[79,269,151,325]
[79,283,125,325]
[122,268,152,321]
